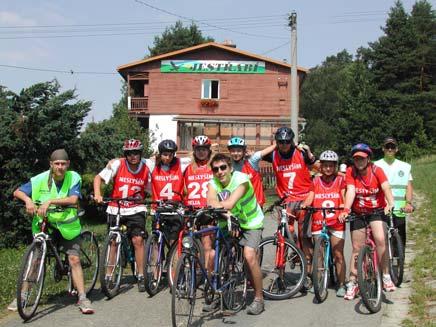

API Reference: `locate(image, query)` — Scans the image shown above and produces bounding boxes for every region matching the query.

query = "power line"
[0,64,117,75]
[261,41,290,55]
[133,0,288,40]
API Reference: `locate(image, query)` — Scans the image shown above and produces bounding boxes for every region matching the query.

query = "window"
[202,80,219,99]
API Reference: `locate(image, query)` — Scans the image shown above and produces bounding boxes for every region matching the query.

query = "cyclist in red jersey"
[263,126,316,274]
[338,143,396,300]
[94,139,150,292]
[184,135,213,208]
[183,135,216,274]
[227,137,276,208]
[302,150,347,297]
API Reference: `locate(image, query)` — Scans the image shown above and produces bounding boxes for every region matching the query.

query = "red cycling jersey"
[241,160,265,206]
[183,163,212,208]
[151,158,184,201]
[311,175,346,232]
[110,159,150,209]
[272,149,312,202]
[345,164,388,214]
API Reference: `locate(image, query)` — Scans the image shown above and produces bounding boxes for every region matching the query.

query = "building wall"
[125,47,301,118]
[149,114,177,150]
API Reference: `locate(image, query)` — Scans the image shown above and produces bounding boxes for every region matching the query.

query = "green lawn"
[402,155,436,327]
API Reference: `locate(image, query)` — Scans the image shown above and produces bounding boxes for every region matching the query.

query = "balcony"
[128,96,148,112]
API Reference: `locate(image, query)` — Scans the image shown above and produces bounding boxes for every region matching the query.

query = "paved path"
[1,215,405,327]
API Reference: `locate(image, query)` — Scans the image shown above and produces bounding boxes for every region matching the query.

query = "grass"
[402,155,436,327]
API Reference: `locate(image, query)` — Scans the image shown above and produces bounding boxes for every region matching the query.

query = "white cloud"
[0,11,36,26]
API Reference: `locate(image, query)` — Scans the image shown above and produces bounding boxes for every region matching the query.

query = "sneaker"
[246,299,264,315]
[7,298,17,312]
[202,300,219,312]
[137,275,146,293]
[344,281,359,300]
[336,285,346,297]
[383,275,396,292]
[77,298,94,314]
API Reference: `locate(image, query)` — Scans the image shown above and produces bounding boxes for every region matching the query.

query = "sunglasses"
[384,144,397,150]
[212,164,228,173]
[277,140,291,145]
[125,150,141,156]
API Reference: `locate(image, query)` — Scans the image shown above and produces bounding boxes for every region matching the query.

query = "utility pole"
[288,11,298,143]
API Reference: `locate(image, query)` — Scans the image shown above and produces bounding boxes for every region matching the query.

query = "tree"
[148,21,214,57]
[0,81,91,247]
[360,0,436,143]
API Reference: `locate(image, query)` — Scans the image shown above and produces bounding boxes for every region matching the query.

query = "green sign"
[161,60,265,74]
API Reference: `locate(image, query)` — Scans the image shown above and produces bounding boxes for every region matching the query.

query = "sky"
[0,0,424,124]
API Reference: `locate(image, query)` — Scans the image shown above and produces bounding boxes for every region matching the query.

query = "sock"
[78,293,86,301]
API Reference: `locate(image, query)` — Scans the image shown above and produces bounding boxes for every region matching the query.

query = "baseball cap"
[383,137,398,146]
[352,151,369,158]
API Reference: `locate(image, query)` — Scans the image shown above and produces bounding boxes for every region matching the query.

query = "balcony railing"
[129,97,148,111]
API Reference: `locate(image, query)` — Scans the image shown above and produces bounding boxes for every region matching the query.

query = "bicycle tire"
[357,245,382,313]
[312,237,329,303]
[17,240,46,321]
[79,231,99,295]
[258,236,307,300]
[388,230,404,287]
[167,237,205,289]
[171,253,197,327]
[144,233,163,296]
[221,240,247,312]
[99,234,124,299]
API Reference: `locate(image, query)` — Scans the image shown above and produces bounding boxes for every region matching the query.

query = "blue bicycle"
[171,207,246,327]
[303,206,343,303]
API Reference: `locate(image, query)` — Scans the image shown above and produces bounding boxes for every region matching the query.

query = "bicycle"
[258,197,307,300]
[98,195,145,299]
[350,211,384,313]
[301,206,344,303]
[171,207,247,327]
[165,205,205,291]
[386,210,404,287]
[16,205,99,321]
[143,199,204,296]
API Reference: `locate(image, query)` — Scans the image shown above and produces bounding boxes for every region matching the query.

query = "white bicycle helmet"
[319,150,338,162]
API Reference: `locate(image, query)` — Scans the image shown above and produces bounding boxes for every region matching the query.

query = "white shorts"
[312,227,345,240]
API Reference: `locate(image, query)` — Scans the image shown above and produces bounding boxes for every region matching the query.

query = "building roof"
[117,42,308,75]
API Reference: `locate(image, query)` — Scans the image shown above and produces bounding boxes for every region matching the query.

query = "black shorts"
[155,212,183,241]
[107,212,147,238]
[350,210,387,232]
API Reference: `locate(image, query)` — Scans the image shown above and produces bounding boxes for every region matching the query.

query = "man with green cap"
[375,137,414,250]
[7,149,94,314]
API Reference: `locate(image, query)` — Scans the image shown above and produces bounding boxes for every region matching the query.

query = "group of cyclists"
[8,126,414,318]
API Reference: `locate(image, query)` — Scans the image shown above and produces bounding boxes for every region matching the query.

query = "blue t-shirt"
[19,181,81,198]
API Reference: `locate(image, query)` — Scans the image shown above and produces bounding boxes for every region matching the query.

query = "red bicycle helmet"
[123,139,144,151]
[192,135,211,148]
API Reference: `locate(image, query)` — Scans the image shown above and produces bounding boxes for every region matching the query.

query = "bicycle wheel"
[171,253,198,327]
[312,237,329,303]
[79,231,99,295]
[221,240,247,312]
[168,237,205,289]
[99,234,124,299]
[258,236,307,300]
[17,240,46,321]
[144,233,163,296]
[357,245,382,313]
[388,230,404,287]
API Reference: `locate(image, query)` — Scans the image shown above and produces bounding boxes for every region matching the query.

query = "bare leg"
[244,246,263,300]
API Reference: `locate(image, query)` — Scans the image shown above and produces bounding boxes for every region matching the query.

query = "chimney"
[221,40,236,48]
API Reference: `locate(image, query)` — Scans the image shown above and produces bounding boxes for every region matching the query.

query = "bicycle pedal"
[221,310,236,316]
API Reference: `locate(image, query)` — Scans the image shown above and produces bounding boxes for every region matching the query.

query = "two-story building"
[117,41,308,153]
